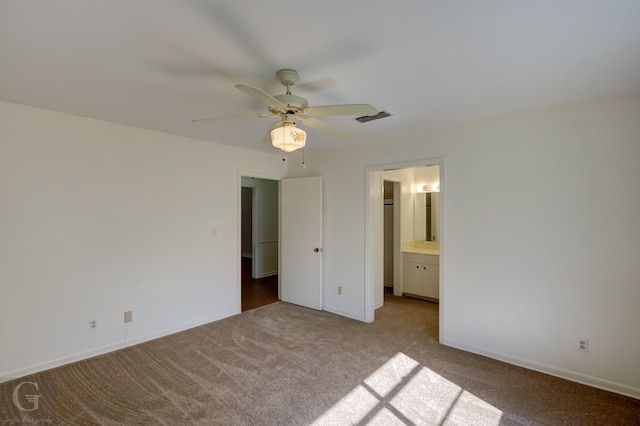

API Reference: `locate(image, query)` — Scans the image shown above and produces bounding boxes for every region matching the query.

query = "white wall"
[2,93,639,398]
[413,165,440,192]
[290,93,640,397]
[382,168,415,244]
[0,101,286,379]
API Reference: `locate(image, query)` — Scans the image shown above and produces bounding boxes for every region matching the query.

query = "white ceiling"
[2,1,639,153]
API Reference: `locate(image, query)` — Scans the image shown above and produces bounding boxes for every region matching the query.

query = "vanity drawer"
[403,252,439,265]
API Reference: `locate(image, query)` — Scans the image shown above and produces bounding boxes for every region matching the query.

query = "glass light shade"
[271,123,306,152]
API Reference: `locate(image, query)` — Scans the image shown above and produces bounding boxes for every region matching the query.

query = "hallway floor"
[241,257,278,312]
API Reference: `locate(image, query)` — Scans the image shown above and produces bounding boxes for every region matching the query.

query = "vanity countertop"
[401,241,440,256]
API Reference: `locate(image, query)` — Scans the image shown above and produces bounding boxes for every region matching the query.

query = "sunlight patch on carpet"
[312,352,503,425]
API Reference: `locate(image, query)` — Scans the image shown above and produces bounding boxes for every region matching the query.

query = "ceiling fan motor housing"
[270,94,309,115]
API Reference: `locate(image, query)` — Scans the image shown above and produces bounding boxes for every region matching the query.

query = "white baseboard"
[254,270,278,279]
[0,312,234,383]
[443,338,640,400]
[323,304,366,322]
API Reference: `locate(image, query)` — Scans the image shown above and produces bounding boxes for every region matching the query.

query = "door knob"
[314,248,320,252]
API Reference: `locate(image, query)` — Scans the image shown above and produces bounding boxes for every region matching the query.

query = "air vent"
[355,110,392,123]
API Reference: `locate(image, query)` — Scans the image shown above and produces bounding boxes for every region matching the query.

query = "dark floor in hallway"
[241,257,278,312]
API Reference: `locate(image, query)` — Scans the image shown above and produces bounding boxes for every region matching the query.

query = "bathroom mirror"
[414,192,439,241]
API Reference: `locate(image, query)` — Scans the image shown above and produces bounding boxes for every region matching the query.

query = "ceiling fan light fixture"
[271,123,306,152]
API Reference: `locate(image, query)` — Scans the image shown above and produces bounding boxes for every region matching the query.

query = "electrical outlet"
[124,311,132,323]
[89,319,97,331]
[577,338,589,353]
[338,286,342,295]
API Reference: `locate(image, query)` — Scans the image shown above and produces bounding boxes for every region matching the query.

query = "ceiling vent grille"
[355,111,392,123]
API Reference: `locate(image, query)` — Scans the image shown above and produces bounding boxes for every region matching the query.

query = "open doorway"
[382,178,402,304]
[240,176,279,311]
[365,159,444,341]
[383,181,395,295]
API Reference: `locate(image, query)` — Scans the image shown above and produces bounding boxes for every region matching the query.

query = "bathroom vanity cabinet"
[402,252,439,301]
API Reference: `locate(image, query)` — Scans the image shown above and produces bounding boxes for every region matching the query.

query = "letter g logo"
[12,381,42,412]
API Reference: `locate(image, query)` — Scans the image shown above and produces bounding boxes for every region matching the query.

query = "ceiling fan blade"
[191,113,275,123]
[236,84,285,109]
[299,117,354,139]
[304,104,378,117]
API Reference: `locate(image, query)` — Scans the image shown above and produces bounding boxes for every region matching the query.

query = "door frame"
[364,157,445,342]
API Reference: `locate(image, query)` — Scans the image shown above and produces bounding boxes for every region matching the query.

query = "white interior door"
[280,176,322,310]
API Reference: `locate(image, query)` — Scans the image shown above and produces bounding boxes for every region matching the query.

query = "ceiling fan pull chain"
[281,124,286,161]
[301,146,306,168]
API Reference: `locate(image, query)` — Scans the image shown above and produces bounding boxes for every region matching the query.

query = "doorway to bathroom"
[365,158,444,341]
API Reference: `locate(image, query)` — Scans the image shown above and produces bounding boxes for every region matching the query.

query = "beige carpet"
[1,294,639,425]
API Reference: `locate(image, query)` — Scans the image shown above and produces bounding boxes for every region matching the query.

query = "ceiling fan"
[191,69,378,152]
